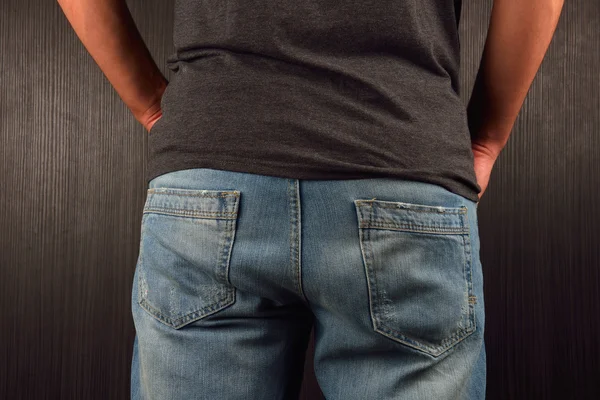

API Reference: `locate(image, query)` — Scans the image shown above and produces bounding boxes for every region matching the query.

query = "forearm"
[57,0,167,124]
[467,0,564,157]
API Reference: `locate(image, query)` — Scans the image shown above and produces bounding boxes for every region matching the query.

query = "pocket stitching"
[137,215,237,329]
[136,189,240,329]
[356,200,476,357]
[143,207,238,218]
[138,286,235,329]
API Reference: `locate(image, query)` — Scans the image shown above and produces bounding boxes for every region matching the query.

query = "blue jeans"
[131,168,485,399]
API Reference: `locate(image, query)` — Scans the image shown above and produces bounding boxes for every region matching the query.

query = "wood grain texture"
[1,0,598,399]
[461,0,600,399]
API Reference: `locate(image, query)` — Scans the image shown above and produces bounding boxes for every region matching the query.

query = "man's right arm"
[467,0,565,159]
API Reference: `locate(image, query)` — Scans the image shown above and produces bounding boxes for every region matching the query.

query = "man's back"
[148,0,481,203]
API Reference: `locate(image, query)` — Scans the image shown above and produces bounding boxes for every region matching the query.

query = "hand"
[143,110,162,133]
[471,139,501,202]
[136,96,164,133]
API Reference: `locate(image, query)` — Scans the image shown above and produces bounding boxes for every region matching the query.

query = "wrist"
[471,135,505,160]
[133,78,168,125]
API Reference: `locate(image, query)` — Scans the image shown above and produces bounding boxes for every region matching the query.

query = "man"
[58,0,563,398]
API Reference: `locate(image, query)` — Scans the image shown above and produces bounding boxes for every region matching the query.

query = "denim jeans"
[130,168,485,399]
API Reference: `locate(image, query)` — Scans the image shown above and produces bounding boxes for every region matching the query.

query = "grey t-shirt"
[147,0,482,203]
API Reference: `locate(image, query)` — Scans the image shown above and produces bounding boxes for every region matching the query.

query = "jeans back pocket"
[137,187,241,329]
[354,198,476,357]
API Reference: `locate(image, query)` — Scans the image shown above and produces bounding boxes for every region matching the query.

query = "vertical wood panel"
[1,0,598,399]
[461,0,600,399]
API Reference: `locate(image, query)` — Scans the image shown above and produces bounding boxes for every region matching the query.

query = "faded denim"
[131,167,485,399]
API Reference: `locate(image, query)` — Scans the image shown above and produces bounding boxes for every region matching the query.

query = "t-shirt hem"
[146,155,481,203]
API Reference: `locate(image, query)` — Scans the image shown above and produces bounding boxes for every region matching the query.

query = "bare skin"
[468,0,564,200]
[56,0,167,132]
[57,0,564,202]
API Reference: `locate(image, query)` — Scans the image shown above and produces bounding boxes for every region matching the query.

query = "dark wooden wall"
[1,0,598,399]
